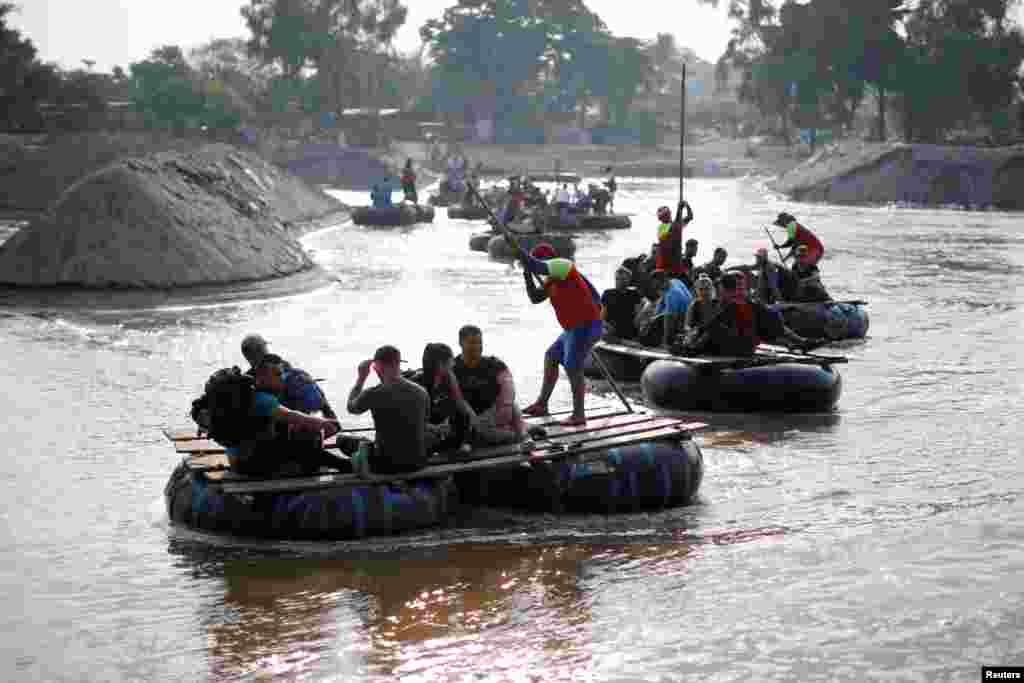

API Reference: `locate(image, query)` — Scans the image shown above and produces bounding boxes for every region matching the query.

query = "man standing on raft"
[774,212,824,267]
[517,243,603,426]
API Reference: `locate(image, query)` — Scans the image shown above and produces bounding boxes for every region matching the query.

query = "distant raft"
[642,359,843,413]
[769,301,869,341]
[352,203,435,227]
[447,204,492,220]
[486,233,577,261]
[540,212,632,231]
[469,231,495,251]
[455,436,703,513]
[164,459,456,540]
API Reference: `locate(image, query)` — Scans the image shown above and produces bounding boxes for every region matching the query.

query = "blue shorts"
[546,320,603,370]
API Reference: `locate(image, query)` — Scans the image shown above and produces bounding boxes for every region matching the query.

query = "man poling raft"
[517,242,604,426]
[772,211,824,267]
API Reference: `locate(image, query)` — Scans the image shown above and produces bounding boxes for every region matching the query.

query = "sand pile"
[0,144,346,288]
[770,140,1024,209]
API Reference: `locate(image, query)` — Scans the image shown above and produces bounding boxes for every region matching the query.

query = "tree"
[423,0,653,132]
[241,0,408,112]
[0,3,61,130]
[129,45,242,131]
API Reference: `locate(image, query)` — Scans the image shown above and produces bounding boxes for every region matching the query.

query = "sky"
[8,0,737,73]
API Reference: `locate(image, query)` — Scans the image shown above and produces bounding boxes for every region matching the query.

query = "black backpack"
[190,366,262,447]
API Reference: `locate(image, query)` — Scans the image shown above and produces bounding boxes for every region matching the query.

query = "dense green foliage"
[703,0,1024,143]
[240,0,408,113]
[129,46,241,131]
[420,0,652,130]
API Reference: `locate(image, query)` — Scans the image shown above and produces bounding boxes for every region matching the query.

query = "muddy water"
[0,179,1021,681]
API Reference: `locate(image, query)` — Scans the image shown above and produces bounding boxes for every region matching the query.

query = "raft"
[161,405,706,540]
[769,301,869,341]
[642,356,843,413]
[486,233,576,261]
[540,212,632,232]
[164,459,456,540]
[456,435,702,513]
[469,231,494,251]
[447,204,491,220]
[352,203,435,227]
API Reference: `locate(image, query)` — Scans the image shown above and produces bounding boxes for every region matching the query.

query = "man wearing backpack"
[253,353,337,419]
[197,366,349,477]
[240,335,337,419]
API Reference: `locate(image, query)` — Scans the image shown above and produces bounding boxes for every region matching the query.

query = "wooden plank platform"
[597,340,847,367]
[165,404,706,494]
[163,397,628,455]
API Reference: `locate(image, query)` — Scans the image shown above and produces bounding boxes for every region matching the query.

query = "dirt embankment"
[0,143,347,288]
[770,139,1024,209]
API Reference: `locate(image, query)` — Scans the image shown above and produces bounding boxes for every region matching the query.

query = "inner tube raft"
[542,213,632,231]
[769,301,869,341]
[352,203,435,226]
[486,233,576,261]
[455,437,702,512]
[469,231,495,251]
[447,204,491,220]
[164,460,456,540]
[642,360,842,413]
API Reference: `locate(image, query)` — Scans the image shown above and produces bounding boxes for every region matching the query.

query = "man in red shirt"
[655,200,695,281]
[517,243,603,426]
[774,212,824,266]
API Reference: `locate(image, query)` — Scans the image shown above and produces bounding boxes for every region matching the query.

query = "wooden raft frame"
[595,339,849,370]
[162,402,707,495]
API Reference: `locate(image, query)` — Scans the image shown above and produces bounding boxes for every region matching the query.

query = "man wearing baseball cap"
[517,242,603,426]
[346,345,432,474]
[240,334,271,369]
[773,212,824,267]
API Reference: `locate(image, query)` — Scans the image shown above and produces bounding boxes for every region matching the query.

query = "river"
[1,178,1021,681]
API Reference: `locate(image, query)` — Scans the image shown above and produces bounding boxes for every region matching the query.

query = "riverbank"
[769,139,1024,209]
[394,135,804,182]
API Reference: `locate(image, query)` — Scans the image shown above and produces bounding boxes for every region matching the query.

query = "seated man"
[452,325,528,445]
[240,335,336,418]
[637,269,693,348]
[253,354,337,419]
[601,266,645,340]
[683,274,718,340]
[241,333,274,370]
[347,345,432,474]
[199,366,348,477]
[682,272,815,357]
[696,247,728,282]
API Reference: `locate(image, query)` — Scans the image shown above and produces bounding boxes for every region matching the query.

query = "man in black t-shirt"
[600,266,645,340]
[452,325,527,444]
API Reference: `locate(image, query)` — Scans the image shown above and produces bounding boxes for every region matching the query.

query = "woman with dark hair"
[413,342,479,453]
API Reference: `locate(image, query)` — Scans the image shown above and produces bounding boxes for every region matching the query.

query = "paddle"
[763,225,787,263]
[466,180,522,253]
[679,63,686,204]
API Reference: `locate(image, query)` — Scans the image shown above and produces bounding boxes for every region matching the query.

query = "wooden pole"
[679,62,686,204]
